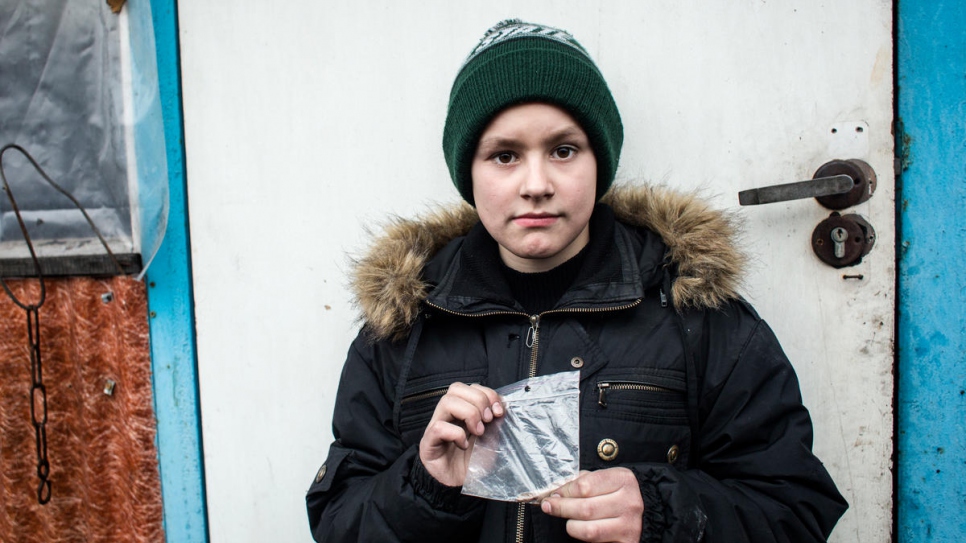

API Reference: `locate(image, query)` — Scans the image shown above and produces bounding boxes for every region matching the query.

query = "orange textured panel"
[0,276,164,543]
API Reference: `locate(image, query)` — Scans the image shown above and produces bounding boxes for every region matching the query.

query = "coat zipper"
[425,299,643,543]
[596,381,678,408]
[401,381,488,405]
[515,503,526,543]
[526,315,540,378]
[400,386,448,405]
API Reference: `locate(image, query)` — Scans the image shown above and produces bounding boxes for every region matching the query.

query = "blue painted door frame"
[145,1,208,541]
[144,0,965,541]
[896,1,966,541]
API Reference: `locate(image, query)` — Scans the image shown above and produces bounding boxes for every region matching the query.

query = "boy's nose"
[520,160,554,199]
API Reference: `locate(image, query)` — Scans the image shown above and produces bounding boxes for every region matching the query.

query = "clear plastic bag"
[461,371,580,503]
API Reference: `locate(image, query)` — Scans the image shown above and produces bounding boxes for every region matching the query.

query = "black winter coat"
[307,185,847,542]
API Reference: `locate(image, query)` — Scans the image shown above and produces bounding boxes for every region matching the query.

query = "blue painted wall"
[897,0,966,541]
[144,1,209,541]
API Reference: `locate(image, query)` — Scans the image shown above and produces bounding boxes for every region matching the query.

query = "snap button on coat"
[315,464,327,483]
[597,438,618,461]
[570,357,584,368]
[667,445,680,464]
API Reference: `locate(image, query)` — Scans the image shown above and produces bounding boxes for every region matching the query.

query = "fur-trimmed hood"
[351,184,745,341]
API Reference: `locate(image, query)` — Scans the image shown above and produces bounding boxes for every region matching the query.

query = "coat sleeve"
[629,303,848,542]
[306,333,485,542]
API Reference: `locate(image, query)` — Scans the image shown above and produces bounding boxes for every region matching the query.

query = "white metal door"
[179,2,893,541]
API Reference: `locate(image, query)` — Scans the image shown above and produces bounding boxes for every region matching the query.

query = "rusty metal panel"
[0,276,163,543]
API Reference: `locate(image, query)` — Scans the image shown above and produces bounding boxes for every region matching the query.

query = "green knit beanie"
[443,19,623,206]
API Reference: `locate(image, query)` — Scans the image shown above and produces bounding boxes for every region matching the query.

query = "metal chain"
[27,305,51,504]
[1,143,52,505]
[2,143,129,505]
[1,277,51,505]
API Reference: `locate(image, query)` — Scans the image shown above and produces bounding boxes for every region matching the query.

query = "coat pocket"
[398,385,449,437]
[593,379,687,424]
[582,369,691,468]
[397,370,487,443]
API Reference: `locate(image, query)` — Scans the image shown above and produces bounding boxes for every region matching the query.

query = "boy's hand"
[418,382,504,487]
[540,468,644,543]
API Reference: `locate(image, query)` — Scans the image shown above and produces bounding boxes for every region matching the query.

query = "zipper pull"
[525,315,540,348]
[660,267,673,309]
[597,382,610,408]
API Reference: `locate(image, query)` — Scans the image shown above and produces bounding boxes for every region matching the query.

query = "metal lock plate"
[812,213,876,268]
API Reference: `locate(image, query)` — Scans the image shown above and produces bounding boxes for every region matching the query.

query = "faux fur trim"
[601,185,745,312]
[350,204,478,341]
[351,184,745,341]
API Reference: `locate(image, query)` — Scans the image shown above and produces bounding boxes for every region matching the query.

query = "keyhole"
[831,227,848,258]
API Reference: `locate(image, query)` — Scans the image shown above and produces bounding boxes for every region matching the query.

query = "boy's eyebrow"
[476,126,587,151]
[545,126,586,144]
[476,136,522,151]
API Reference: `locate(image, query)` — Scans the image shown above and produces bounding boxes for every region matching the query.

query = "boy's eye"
[494,152,515,164]
[553,146,576,159]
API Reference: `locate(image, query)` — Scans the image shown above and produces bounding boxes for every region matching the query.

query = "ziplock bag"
[461,370,580,502]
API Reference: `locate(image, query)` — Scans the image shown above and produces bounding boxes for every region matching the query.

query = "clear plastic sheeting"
[0,0,168,278]
[462,371,581,503]
[124,0,169,279]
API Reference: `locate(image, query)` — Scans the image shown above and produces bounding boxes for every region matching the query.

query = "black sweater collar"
[428,204,646,314]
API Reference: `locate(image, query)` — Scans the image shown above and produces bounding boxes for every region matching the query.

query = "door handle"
[738,158,876,210]
[738,175,853,206]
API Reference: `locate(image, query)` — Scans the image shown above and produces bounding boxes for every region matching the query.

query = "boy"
[307,19,846,542]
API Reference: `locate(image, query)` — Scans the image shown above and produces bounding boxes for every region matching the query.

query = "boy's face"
[471,103,597,273]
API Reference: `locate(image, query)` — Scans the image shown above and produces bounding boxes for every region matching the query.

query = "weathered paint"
[179,3,894,541]
[144,0,209,541]
[897,1,966,540]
